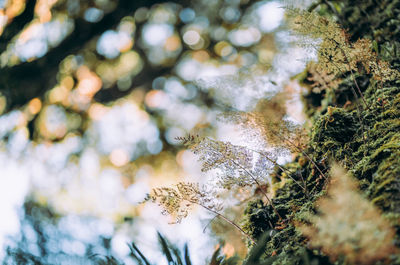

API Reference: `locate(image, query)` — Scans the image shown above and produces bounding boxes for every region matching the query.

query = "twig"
[202,215,218,233]
[249,148,307,191]
[193,201,257,245]
[230,160,279,228]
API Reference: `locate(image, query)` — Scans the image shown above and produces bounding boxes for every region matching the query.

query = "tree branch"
[0,0,37,52]
[1,0,186,111]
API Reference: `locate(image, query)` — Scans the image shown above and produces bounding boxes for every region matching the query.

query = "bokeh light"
[0,0,315,264]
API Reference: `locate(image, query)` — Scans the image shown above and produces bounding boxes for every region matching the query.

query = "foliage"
[94,231,282,265]
[0,0,290,263]
[146,127,304,240]
[145,179,259,243]
[217,93,325,185]
[218,93,308,153]
[144,2,400,264]
[177,135,276,189]
[127,233,192,265]
[240,2,400,265]
[3,0,400,264]
[288,8,351,75]
[146,2,400,265]
[93,233,193,265]
[145,182,222,224]
[306,62,341,94]
[94,232,244,265]
[297,165,398,265]
[288,8,400,83]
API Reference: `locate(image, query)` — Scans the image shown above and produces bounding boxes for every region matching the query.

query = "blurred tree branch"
[1,0,187,112]
[0,0,37,52]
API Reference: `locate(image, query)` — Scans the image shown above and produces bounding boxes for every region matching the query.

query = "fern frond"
[178,135,283,223]
[145,182,222,224]
[178,136,281,190]
[146,181,256,243]
[287,8,351,75]
[307,62,341,93]
[288,8,400,84]
[351,38,400,82]
[297,165,398,265]
[217,92,326,182]
[218,107,307,154]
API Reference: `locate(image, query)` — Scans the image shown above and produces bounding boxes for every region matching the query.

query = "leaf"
[184,244,192,265]
[128,242,152,265]
[158,232,175,264]
[209,247,222,265]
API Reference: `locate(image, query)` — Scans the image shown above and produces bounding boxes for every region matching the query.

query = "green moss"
[244,84,400,264]
[369,150,400,212]
[242,1,400,264]
[242,200,271,240]
[311,107,358,159]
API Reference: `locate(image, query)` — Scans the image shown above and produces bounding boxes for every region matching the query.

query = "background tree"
[0,0,296,263]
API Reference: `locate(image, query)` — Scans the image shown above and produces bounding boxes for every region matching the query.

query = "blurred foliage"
[94,231,281,265]
[3,0,399,264]
[0,0,296,263]
[3,198,114,264]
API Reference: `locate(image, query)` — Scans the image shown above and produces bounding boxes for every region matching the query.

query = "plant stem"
[349,68,368,108]
[309,42,370,146]
[205,145,281,227]
[272,132,328,180]
[192,201,257,245]
[231,160,282,225]
[250,148,307,192]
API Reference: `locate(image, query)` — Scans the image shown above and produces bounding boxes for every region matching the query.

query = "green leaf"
[128,242,152,265]
[184,244,192,265]
[243,231,274,265]
[209,247,222,265]
[158,232,175,264]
